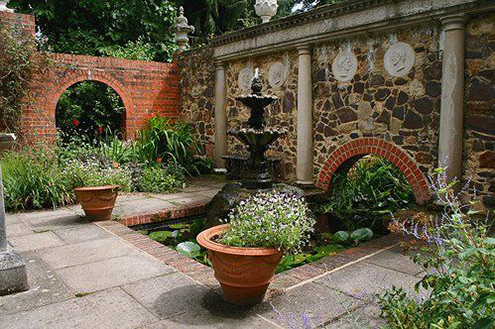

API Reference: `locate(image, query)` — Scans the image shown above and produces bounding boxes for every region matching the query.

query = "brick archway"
[46,70,135,133]
[317,138,431,204]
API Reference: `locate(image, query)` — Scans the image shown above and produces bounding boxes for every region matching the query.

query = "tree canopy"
[8,0,345,61]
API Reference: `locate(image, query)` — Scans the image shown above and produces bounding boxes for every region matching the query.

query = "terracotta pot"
[73,185,120,221]
[197,224,283,306]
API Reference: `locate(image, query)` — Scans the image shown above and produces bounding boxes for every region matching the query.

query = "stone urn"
[254,0,278,23]
[197,224,283,306]
[174,6,195,52]
[0,0,13,12]
[73,185,120,221]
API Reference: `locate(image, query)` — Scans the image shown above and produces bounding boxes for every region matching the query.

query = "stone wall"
[178,47,216,158]
[464,14,495,206]
[225,51,300,180]
[312,27,442,179]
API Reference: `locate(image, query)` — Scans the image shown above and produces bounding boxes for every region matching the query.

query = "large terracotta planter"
[197,224,283,306]
[73,185,120,221]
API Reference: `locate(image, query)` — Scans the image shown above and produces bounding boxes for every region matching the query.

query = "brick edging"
[97,220,401,293]
[118,200,209,227]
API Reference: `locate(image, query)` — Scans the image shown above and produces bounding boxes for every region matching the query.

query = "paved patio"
[1,185,425,328]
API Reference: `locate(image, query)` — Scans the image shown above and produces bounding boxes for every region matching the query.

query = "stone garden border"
[95,220,401,295]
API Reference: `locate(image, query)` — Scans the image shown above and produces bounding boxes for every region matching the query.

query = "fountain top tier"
[235,68,277,130]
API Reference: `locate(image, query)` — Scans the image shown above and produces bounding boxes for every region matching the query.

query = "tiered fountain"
[206,69,305,227]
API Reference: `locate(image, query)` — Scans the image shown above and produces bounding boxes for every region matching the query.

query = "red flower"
[97,126,104,134]
[72,119,80,127]
[156,158,162,164]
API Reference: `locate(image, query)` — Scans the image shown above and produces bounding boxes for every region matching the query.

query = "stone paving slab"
[258,282,363,328]
[4,222,34,237]
[121,272,209,319]
[53,224,115,244]
[39,237,139,269]
[0,251,73,315]
[315,262,421,298]
[55,254,175,293]
[143,310,279,329]
[363,245,424,276]
[1,287,158,329]
[9,232,66,252]
[325,304,386,328]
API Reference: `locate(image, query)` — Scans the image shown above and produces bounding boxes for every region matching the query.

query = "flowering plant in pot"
[63,157,132,221]
[197,190,315,306]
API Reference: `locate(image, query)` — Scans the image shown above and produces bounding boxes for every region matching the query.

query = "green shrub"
[132,116,212,176]
[378,170,495,328]
[1,147,73,212]
[135,164,185,193]
[320,156,415,231]
[221,190,315,253]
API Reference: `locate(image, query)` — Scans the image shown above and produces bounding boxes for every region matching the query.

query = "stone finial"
[254,0,278,24]
[0,0,13,12]
[174,6,195,52]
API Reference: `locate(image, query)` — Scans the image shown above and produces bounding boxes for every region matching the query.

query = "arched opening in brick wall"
[46,72,135,136]
[55,81,127,140]
[317,138,431,205]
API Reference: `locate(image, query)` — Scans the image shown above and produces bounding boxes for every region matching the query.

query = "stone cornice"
[210,0,495,62]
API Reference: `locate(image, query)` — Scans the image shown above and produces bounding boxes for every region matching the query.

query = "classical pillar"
[296,45,314,186]
[214,61,227,169]
[438,15,466,183]
[0,134,29,296]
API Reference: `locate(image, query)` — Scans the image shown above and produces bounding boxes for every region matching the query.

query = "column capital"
[214,60,225,70]
[296,44,312,55]
[440,14,466,32]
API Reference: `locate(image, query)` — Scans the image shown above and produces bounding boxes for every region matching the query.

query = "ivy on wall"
[0,23,48,134]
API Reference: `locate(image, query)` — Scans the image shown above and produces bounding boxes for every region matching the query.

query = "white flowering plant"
[62,157,132,191]
[221,190,315,254]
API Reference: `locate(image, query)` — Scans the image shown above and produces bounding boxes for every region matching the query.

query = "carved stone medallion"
[332,50,358,82]
[384,42,415,77]
[268,62,286,89]
[238,68,254,91]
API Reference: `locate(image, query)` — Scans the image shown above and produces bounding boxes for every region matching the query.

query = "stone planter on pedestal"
[254,0,278,23]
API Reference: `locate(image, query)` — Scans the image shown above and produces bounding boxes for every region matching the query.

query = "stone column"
[0,134,29,296]
[438,15,466,182]
[296,45,314,186]
[214,61,227,169]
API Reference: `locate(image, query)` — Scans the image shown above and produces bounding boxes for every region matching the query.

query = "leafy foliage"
[135,164,185,193]
[132,116,212,176]
[379,170,495,328]
[1,146,73,212]
[56,81,125,142]
[9,0,177,61]
[0,22,48,133]
[319,156,415,231]
[221,190,315,253]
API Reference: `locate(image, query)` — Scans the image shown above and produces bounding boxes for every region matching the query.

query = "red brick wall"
[0,11,179,141]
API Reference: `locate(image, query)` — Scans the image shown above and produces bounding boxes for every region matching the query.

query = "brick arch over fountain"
[317,138,431,205]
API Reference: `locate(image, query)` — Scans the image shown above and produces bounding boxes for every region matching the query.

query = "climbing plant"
[0,22,48,133]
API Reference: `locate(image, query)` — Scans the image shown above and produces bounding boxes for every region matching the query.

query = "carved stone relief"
[332,50,358,82]
[384,42,415,77]
[238,67,254,91]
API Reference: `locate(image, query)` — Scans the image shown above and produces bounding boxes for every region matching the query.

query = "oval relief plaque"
[268,62,286,89]
[238,68,254,91]
[384,42,415,77]
[332,50,358,82]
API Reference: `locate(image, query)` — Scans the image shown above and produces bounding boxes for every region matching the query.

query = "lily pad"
[176,241,201,258]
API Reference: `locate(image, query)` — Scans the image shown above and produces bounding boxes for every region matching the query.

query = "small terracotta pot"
[197,224,283,306]
[73,185,120,221]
